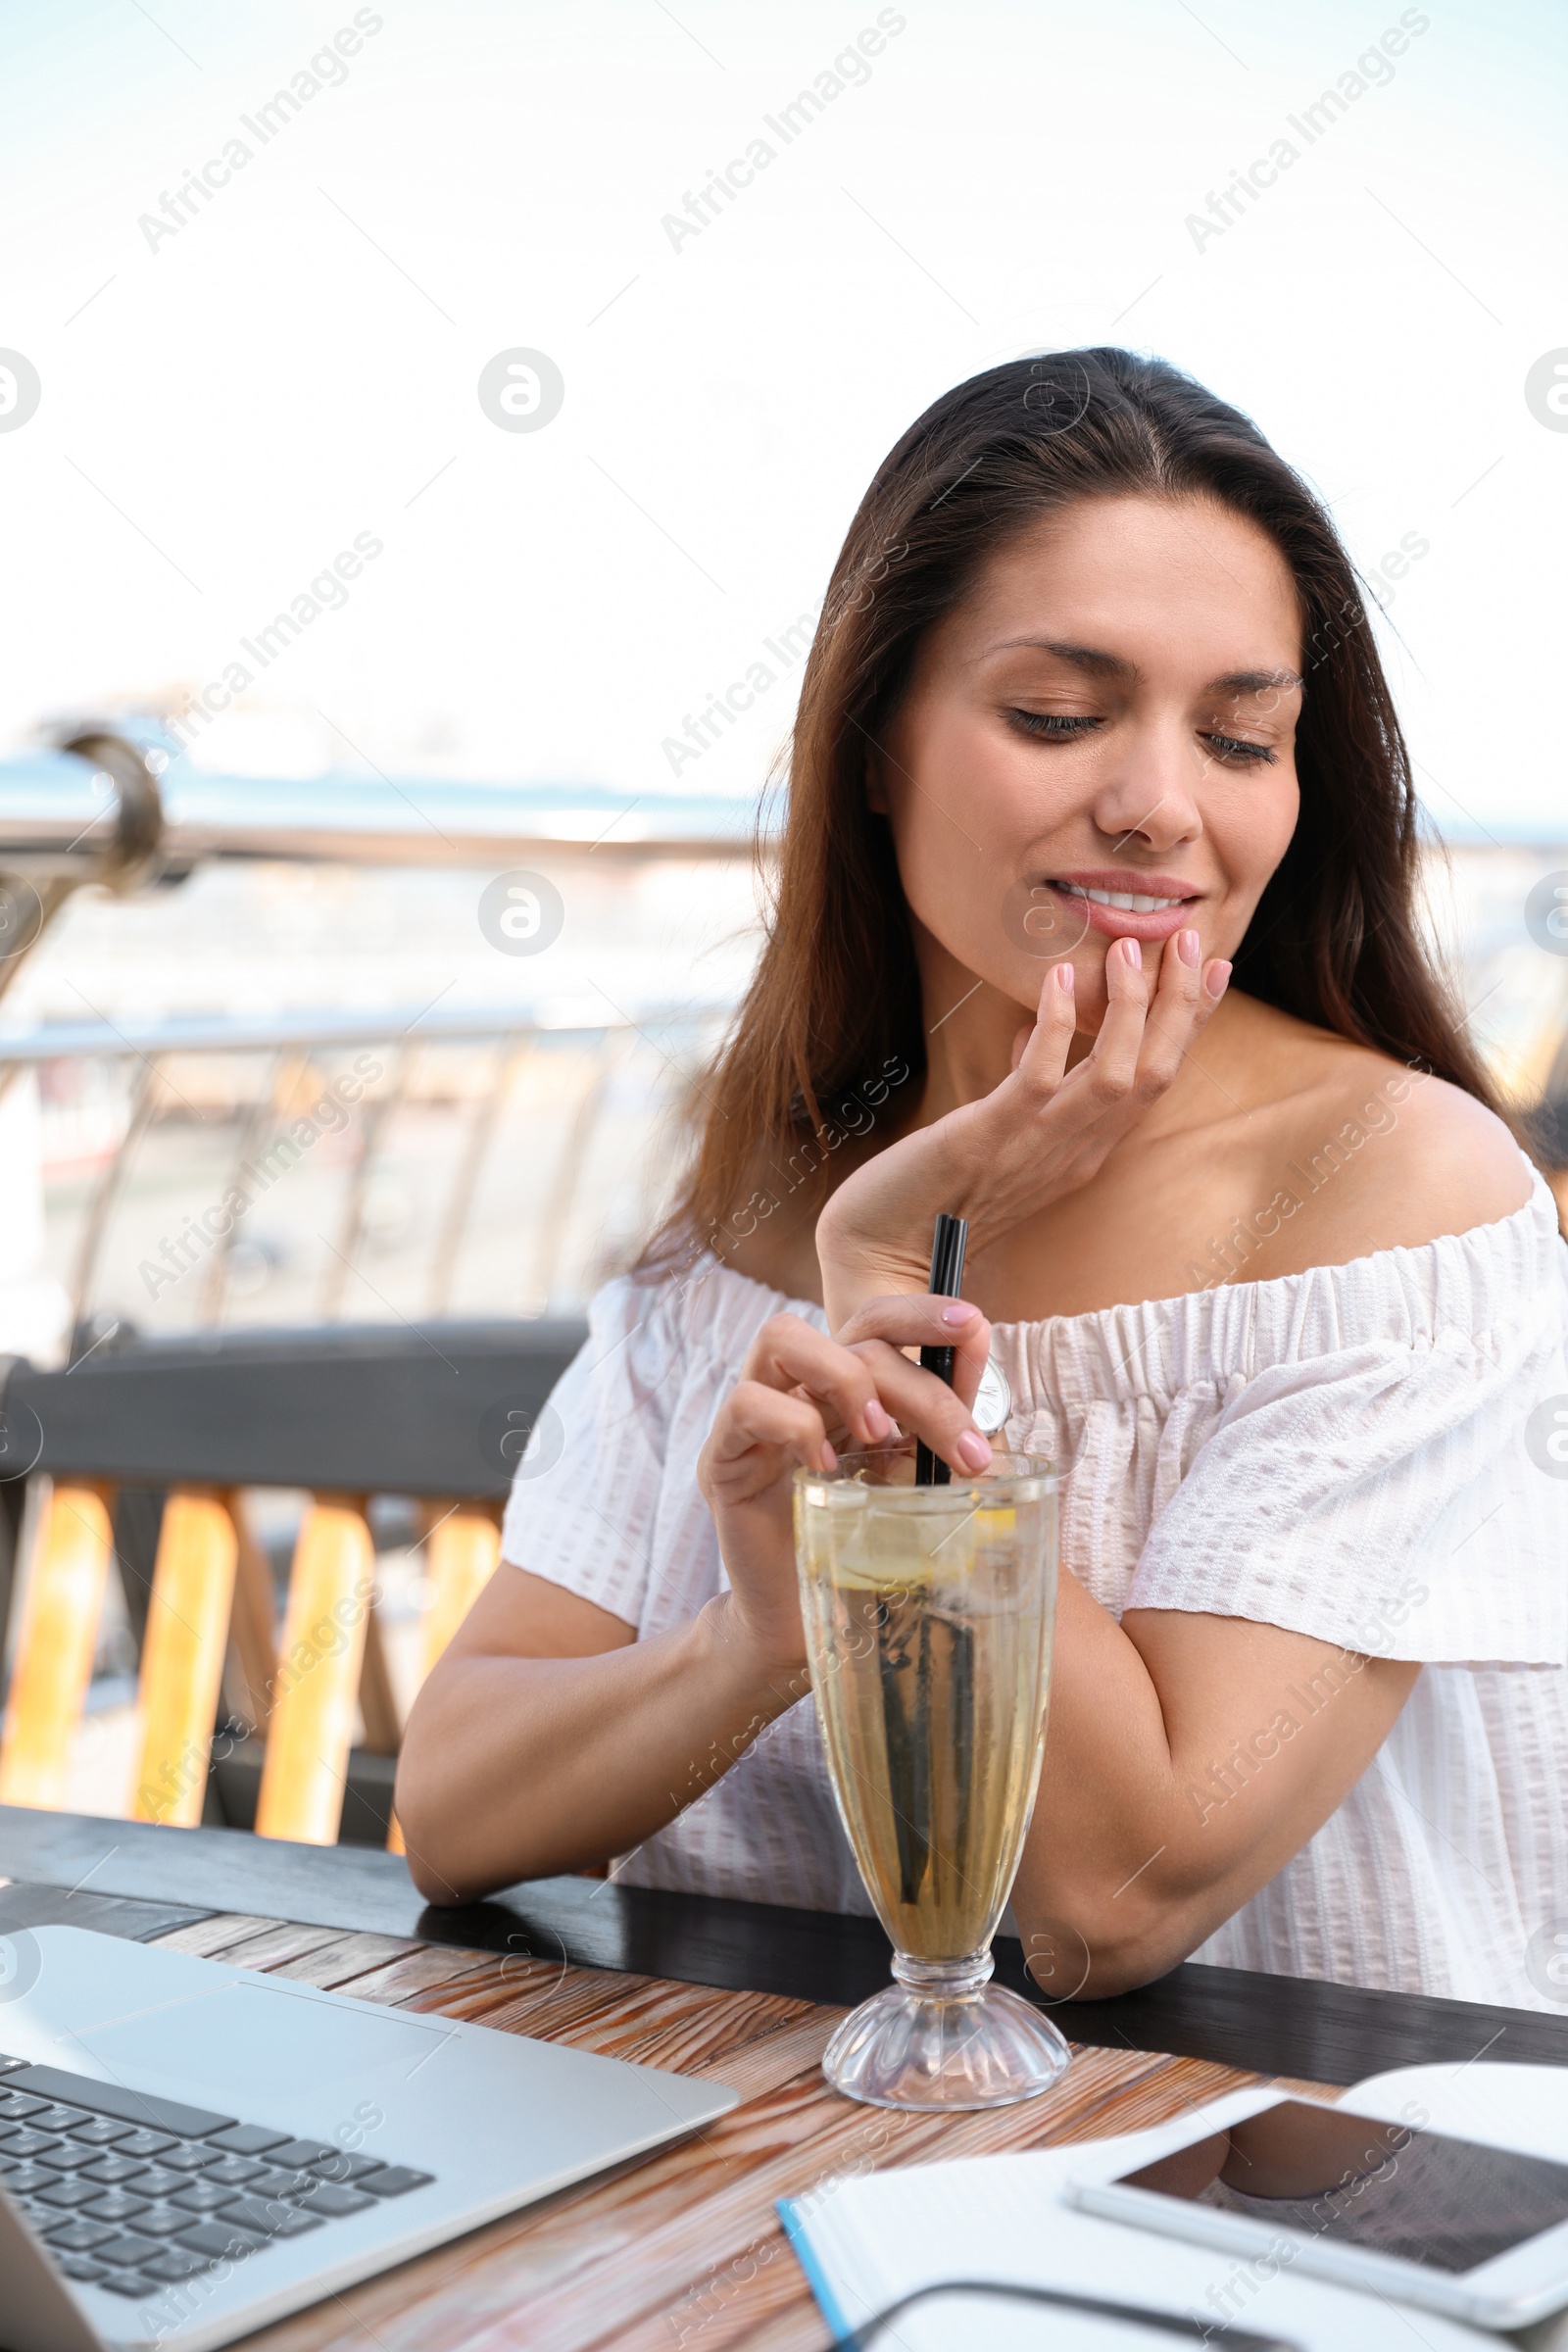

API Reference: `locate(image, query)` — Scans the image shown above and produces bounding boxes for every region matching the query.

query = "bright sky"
[1,0,1564,834]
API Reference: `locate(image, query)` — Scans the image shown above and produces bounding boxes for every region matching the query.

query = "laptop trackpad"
[72,1978,448,2101]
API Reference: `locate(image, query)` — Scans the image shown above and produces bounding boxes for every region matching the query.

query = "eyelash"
[1007,711,1277,765]
[1008,711,1097,740]
[1203,732,1276,765]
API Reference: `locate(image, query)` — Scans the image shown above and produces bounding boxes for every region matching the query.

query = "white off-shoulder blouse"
[501,1161,1568,2012]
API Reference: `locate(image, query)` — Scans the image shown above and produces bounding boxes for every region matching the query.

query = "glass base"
[822,1949,1072,2110]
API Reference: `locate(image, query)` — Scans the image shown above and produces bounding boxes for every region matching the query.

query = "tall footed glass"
[795,1445,1070,2110]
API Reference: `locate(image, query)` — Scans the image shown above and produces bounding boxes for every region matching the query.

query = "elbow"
[1017,1878,1216,2004]
[403,1845,460,1908]
[391,1764,455,1906]
[393,1715,485,1908]
[394,1795,494,1910]
[394,1672,560,1908]
[1065,1929,1190,2001]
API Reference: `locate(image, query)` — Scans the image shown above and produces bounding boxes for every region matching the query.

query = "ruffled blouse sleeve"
[1123,1201,1568,1666]
[498,1270,684,1628]
[498,1257,821,1634]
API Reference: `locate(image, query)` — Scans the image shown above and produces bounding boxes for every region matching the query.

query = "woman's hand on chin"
[815,930,1231,1326]
[697,1298,994,1678]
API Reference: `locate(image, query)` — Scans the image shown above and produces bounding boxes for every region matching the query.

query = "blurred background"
[0,0,1563,1830]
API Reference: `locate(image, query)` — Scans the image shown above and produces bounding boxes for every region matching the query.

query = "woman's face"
[872,493,1304,1030]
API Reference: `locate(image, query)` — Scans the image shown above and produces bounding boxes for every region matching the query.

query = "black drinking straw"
[914,1211,969,1487]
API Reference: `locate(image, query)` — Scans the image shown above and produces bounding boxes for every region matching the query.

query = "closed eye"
[1008,710,1102,741]
[1202,732,1276,765]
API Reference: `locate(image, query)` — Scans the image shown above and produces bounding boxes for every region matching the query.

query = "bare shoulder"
[1248,1007,1534,1266]
[1354,1062,1532,1210]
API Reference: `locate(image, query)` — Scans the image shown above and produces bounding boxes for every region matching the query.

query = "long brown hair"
[647,347,1505,1270]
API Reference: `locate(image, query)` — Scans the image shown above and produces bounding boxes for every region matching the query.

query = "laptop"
[0,1925,738,2352]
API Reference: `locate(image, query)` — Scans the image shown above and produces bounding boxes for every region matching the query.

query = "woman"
[398,349,1568,2010]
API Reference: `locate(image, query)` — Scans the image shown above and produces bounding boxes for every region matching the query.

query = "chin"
[1071,984,1112,1035]
[996,960,1108,1039]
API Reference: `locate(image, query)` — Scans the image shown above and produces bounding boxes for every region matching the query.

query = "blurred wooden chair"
[0,1318,580,1848]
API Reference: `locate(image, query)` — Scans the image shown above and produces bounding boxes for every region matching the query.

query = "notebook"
[780,2065,1568,2351]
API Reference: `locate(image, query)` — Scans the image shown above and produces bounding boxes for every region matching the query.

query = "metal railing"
[0,725,764,1008]
[0,730,764,870]
[0,998,722,1852]
[0,1003,725,1347]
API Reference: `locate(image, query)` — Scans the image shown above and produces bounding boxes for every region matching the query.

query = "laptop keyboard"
[0,2053,433,2305]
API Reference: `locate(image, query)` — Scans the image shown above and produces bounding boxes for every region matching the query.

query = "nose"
[1088,718,1204,857]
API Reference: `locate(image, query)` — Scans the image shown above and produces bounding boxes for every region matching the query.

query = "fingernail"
[1205,959,1233,999]
[1118,936,1142,968]
[957,1431,992,1471]
[863,1398,891,1440]
[820,1440,838,1471]
[1054,959,1075,993]
[1176,928,1200,967]
[941,1301,978,1325]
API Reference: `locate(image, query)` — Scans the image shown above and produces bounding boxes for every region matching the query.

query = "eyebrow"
[981,637,1139,679]
[979,639,1303,697]
[1209,667,1303,695]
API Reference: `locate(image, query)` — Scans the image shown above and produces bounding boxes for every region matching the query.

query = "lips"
[1059,884,1187,913]
[1041,873,1201,947]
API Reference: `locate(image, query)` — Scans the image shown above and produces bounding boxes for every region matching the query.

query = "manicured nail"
[1117,936,1142,968]
[863,1398,891,1440]
[819,1440,837,1471]
[1205,959,1233,999]
[941,1301,978,1325]
[957,1431,992,1471]
[1054,959,1075,993]
[1176,928,1200,967]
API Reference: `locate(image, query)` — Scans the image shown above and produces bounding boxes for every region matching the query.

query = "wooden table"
[79,1902,1319,2352]
[5,1810,1567,2350]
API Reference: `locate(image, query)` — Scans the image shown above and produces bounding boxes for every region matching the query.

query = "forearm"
[1010,1574,1191,1992]
[395,1597,808,1903]
[1010,1574,1418,1996]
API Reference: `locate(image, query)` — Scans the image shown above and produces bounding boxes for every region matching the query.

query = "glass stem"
[891,1947,995,2002]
